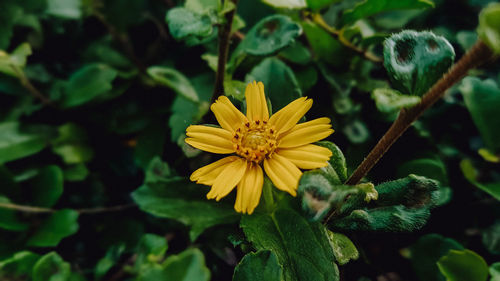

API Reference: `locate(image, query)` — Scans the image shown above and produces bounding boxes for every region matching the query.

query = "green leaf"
[147,66,199,103]
[0,196,29,231]
[397,158,451,206]
[0,122,48,164]
[279,41,312,65]
[30,165,64,208]
[0,1,22,49]
[375,174,440,208]
[482,220,500,255]
[223,80,247,101]
[240,15,302,56]
[33,252,71,281]
[233,250,283,281]
[261,0,306,9]
[246,57,302,111]
[460,77,500,153]
[317,141,348,184]
[0,43,32,77]
[306,0,341,11]
[95,244,126,280]
[131,158,239,241]
[371,88,421,113]
[185,0,220,14]
[63,164,89,182]
[166,7,214,42]
[241,209,339,281]
[409,234,464,281]
[477,3,500,54]
[301,21,345,67]
[27,209,79,247]
[490,263,500,281]
[460,159,500,201]
[134,233,168,272]
[51,123,94,164]
[137,248,210,281]
[61,64,118,108]
[437,249,489,281]
[326,232,359,265]
[46,0,82,19]
[383,30,455,96]
[342,0,435,25]
[0,251,41,278]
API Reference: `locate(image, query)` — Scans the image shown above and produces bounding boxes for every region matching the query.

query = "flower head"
[186,81,334,214]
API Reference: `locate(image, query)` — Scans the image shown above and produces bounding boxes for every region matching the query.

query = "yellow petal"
[263,154,302,196]
[234,163,264,214]
[278,117,334,148]
[190,156,240,185]
[211,96,248,132]
[276,144,332,169]
[185,125,234,154]
[245,81,269,122]
[268,97,313,134]
[207,158,247,201]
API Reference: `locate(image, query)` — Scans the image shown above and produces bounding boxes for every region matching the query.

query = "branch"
[0,202,136,214]
[323,41,494,225]
[344,40,493,186]
[211,0,239,103]
[311,13,383,64]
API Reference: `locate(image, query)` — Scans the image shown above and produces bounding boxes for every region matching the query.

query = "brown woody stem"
[211,0,239,103]
[323,40,494,225]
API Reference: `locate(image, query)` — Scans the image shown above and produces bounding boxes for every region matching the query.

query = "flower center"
[233,120,277,163]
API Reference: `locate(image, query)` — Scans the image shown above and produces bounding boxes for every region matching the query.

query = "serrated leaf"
[460,77,500,153]
[233,250,283,281]
[246,57,301,111]
[326,231,359,265]
[131,158,239,241]
[317,141,347,183]
[147,66,199,103]
[0,122,48,164]
[384,30,455,96]
[240,15,302,56]
[61,63,118,108]
[342,0,435,25]
[409,234,464,281]
[477,3,500,54]
[27,209,79,247]
[371,88,421,113]
[437,249,489,281]
[241,209,339,281]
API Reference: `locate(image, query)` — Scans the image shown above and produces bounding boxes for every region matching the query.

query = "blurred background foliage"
[0,0,499,280]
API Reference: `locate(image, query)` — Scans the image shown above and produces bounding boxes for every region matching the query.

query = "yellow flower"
[185,81,334,214]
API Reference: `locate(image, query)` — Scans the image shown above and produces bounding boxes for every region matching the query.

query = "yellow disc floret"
[233,120,277,163]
